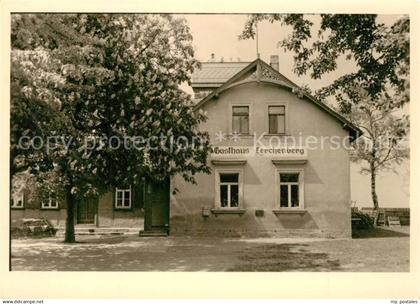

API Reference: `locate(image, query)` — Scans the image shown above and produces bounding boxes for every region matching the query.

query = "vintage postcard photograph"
[8,12,411,273]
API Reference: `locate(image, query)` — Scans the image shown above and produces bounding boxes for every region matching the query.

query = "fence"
[360,207,410,226]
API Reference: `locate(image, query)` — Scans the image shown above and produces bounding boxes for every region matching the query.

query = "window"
[232,106,249,134]
[115,187,131,209]
[42,192,59,209]
[268,105,286,134]
[218,173,240,208]
[11,193,24,209]
[279,172,302,208]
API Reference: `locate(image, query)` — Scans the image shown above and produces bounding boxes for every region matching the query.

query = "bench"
[387,216,401,228]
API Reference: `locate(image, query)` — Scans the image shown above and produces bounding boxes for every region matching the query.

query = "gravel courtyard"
[11,227,410,272]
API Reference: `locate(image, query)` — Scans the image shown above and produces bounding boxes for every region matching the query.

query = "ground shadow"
[352,227,409,239]
[11,236,230,271]
[227,243,342,272]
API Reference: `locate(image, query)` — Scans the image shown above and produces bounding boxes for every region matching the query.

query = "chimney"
[270,55,279,71]
[210,53,215,62]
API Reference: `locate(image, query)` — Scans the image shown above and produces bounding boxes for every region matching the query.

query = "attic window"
[232,106,249,135]
[268,105,286,134]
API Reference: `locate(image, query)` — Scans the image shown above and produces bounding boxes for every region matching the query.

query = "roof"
[193,59,362,142]
[191,62,251,88]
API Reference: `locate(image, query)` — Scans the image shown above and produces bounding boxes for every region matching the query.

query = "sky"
[181,14,410,208]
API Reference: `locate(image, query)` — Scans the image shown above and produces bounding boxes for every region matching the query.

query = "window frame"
[41,192,59,210]
[11,192,24,209]
[230,104,251,136]
[268,105,286,135]
[275,168,305,209]
[266,103,288,135]
[214,168,244,209]
[115,186,132,210]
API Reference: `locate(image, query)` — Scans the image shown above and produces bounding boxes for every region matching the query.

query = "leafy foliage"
[12,13,211,188]
[11,14,211,241]
[348,94,409,174]
[239,14,409,111]
[240,14,410,210]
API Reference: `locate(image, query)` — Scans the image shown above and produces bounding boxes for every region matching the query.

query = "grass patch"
[228,243,341,272]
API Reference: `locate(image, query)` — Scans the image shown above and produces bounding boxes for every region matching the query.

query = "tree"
[11,14,211,243]
[240,14,409,210]
[11,14,107,242]
[240,14,409,109]
[346,91,409,210]
[10,15,82,238]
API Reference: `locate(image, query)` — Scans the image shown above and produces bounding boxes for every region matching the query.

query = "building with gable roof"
[11,56,361,238]
[169,56,361,238]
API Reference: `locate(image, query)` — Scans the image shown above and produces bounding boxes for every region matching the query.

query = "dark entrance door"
[144,178,170,234]
[77,198,98,224]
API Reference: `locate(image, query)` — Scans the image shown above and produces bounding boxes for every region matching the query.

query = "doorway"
[143,177,170,234]
[77,198,98,224]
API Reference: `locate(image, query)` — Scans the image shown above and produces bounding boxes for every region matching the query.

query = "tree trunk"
[64,184,76,243]
[370,162,379,211]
